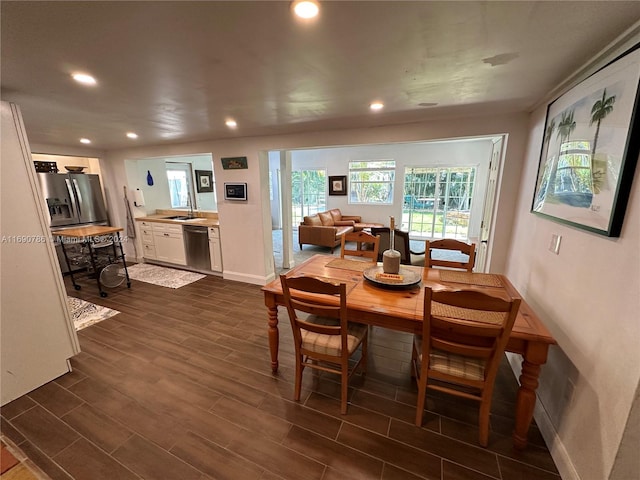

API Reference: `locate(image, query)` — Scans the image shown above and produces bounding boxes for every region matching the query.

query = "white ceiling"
[2,1,640,151]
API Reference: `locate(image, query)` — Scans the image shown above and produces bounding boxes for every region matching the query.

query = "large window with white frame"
[402,166,475,239]
[348,160,395,204]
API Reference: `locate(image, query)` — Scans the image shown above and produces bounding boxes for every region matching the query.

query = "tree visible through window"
[166,162,194,208]
[348,160,395,204]
[291,169,326,226]
[403,166,475,239]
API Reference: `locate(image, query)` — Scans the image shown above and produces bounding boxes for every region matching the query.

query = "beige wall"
[505,39,640,479]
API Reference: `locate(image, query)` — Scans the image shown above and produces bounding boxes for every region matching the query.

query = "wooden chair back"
[370,227,424,265]
[280,275,348,352]
[280,274,368,414]
[340,230,380,263]
[425,238,476,271]
[414,286,521,446]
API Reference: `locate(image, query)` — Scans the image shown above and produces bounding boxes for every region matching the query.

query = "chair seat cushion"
[415,336,485,380]
[301,316,368,356]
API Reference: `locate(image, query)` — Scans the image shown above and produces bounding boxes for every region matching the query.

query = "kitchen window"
[166,162,195,209]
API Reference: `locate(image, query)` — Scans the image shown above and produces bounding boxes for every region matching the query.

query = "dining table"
[262,254,557,450]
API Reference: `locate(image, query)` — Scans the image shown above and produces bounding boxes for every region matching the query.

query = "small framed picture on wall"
[195,170,214,193]
[329,175,347,195]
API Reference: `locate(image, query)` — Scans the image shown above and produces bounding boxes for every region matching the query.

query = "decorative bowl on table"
[363,265,421,289]
[65,166,86,173]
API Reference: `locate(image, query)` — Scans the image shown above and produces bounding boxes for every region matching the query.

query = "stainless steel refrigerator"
[37,172,108,228]
[37,172,109,271]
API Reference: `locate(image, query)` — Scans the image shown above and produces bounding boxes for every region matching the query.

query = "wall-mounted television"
[224,182,247,201]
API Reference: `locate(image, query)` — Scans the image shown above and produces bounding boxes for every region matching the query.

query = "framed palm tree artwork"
[532,44,640,237]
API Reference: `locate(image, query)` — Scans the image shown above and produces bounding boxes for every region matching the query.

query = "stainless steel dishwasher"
[183,225,211,271]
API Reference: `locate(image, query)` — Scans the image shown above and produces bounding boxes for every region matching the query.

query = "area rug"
[126,263,205,288]
[67,297,120,331]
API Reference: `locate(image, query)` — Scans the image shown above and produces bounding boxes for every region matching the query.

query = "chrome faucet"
[187,196,194,218]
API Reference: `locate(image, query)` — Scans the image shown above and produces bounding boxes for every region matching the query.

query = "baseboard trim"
[506,355,580,480]
[223,270,269,285]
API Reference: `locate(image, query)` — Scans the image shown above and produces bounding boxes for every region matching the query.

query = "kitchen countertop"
[135,214,219,227]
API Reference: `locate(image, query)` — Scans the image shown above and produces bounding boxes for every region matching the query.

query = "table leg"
[513,344,548,449]
[114,231,131,288]
[59,238,81,291]
[266,297,279,374]
[86,240,107,297]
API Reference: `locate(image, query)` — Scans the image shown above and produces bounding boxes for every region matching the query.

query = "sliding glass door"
[291,169,326,227]
[403,166,475,239]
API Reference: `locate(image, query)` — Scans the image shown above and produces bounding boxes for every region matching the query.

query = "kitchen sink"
[163,215,208,222]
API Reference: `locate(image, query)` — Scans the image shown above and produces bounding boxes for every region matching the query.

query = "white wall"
[506,42,640,479]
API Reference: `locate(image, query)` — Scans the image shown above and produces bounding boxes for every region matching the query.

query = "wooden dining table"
[262,254,557,450]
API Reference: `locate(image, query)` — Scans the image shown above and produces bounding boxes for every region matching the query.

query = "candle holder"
[382,217,400,274]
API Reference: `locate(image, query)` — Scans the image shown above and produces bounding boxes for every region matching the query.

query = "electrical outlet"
[549,234,561,254]
[564,379,575,405]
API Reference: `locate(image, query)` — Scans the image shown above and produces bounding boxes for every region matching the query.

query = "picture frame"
[531,45,640,237]
[221,156,248,170]
[329,175,347,195]
[195,170,214,193]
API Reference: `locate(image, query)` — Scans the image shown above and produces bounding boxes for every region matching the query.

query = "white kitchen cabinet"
[139,220,157,260]
[152,222,186,265]
[208,226,222,272]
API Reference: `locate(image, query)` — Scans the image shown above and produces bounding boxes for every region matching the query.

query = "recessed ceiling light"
[292,0,319,19]
[126,132,138,139]
[370,102,384,111]
[72,73,97,86]
[80,138,91,144]
[225,119,237,128]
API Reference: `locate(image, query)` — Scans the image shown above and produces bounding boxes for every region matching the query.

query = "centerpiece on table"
[381,216,401,278]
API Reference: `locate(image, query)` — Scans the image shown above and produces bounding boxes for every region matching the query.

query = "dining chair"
[280,274,368,414]
[370,227,425,266]
[413,287,521,447]
[425,238,476,272]
[340,230,380,263]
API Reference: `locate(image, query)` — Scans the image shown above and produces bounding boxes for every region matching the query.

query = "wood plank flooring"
[1,270,560,480]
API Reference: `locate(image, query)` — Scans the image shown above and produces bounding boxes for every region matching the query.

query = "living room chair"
[370,227,425,266]
[280,274,368,414]
[340,230,380,263]
[425,238,476,272]
[413,287,521,447]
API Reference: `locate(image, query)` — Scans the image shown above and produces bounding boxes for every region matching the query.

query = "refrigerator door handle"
[65,178,79,219]
[72,179,83,216]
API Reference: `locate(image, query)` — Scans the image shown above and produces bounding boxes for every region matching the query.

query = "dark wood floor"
[1,269,560,480]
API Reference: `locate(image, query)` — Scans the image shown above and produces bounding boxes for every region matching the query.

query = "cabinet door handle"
[164,233,170,236]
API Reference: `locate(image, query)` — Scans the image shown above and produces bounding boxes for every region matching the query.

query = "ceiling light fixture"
[126,132,138,139]
[225,119,237,128]
[72,73,97,86]
[370,102,384,111]
[80,138,91,144]
[292,0,320,19]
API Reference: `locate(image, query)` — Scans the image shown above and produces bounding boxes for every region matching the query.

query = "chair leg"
[478,399,491,447]
[414,345,427,426]
[410,342,417,379]
[360,334,368,374]
[341,359,349,414]
[294,355,303,402]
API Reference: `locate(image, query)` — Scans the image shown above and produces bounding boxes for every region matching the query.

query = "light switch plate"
[549,234,561,254]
